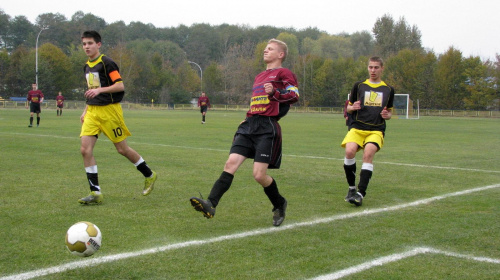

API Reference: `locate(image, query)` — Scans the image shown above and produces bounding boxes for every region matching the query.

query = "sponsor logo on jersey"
[364,90,383,107]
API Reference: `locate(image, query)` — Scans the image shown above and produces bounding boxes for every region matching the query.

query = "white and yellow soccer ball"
[65,221,102,257]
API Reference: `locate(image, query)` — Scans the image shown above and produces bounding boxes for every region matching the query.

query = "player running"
[190,39,299,226]
[78,30,157,204]
[342,56,394,206]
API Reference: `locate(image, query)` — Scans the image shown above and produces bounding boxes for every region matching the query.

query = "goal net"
[393,94,419,119]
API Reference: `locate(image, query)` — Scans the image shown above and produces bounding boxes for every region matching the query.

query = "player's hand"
[381,107,391,119]
[351,101,361,111]
[84,89,100,99]
[264,83,274,95]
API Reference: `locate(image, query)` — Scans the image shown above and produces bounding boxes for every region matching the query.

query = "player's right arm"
[80,105,88,124]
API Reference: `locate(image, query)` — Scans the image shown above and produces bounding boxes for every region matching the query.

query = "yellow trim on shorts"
[341,128,384,149]
[80,103,131,143]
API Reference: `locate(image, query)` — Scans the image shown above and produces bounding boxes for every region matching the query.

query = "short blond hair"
[268,38,288,62]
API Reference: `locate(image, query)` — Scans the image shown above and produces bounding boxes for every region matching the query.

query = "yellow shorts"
[341,128,384,149]
[80,103,131,143]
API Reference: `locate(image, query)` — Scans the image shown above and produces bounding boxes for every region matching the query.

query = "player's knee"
[252,172,267,185]
[345,149,357,159]
[223,160,237,173]
[115,146,128,156]
[80,146,91,157]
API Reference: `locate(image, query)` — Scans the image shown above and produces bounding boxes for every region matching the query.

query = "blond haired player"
[190,39,299,226]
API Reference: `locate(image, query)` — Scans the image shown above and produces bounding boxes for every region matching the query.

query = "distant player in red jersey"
[197,92,211,124]
[26,83,44,127]
[56,91,65,116]
[190,39,299,226]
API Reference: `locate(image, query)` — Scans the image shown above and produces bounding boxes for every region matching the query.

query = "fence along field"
[0,108,499,279]
[1,98,500,118]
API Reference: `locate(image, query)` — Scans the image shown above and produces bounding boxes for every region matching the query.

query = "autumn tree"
[373,14,422,57]
[435,47,466,109]
[463,56,496,110]
[385,49,437,108]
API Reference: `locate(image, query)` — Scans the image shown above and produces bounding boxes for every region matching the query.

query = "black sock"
[86,173,100,192]
[344,163,356,187]
[208,171,234,207]
[263,178,285,209]
[37,117,40,125]
[202,115,206,122]
[137,161,153,177]
[357,169,372,197]
[29,117,33,125]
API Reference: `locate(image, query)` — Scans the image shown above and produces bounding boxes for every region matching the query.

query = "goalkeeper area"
[393,94,420,119]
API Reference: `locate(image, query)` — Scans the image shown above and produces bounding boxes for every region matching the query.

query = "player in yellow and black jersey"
[341,56,394,206]
[77,31,157,205]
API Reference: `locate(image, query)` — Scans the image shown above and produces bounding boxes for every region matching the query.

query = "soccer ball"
[65,221,102,257]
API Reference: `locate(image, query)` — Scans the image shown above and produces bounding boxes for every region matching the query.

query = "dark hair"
[81,30,102,43]
[369,56,384,67]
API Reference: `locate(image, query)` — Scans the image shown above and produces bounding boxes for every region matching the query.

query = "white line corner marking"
[309,247,500,280]
[1,184,499,280]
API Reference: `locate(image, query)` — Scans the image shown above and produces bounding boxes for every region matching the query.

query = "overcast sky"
[1,0,499,61]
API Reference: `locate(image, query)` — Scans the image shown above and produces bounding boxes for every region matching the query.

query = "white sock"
[361,163,374,171]
[134,157,145,167]
[344,157,356,165]
[85,165,98,173]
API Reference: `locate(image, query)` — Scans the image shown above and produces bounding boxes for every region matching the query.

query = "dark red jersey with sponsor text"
[246,67,299,120]
[27,90,44,103]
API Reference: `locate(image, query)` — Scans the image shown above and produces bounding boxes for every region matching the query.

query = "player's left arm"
[265,70,299,104]
[381,86,395,120]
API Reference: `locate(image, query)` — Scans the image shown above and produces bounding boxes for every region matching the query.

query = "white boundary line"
[1,184,499,280]
[309,247,500,280]
[2,132,499,174]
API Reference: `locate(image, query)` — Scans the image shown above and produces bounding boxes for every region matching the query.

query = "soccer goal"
[393,94,420,119]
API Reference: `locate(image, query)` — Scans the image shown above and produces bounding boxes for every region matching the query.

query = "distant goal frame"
[393,94,420,119]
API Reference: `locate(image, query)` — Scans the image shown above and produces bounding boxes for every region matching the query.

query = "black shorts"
[200,106,208,113]
[230,115,282,169]
[30,103,41,113]
[57,104,63,108]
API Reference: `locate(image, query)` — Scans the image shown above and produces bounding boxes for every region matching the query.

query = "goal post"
[343,93,420,119]
[393,94,420,119]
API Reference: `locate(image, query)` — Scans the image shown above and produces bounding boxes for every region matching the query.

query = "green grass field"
[0,108,499,279]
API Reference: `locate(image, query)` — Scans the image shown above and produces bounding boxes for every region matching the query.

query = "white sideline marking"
[2,132,499,174]
[1,184,499,280]
[309,247,500,280]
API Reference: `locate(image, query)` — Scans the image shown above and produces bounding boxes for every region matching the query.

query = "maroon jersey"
[56,95,65,106]
[198,96,210,107]
[247,67,299,119]
[27,90,44,103]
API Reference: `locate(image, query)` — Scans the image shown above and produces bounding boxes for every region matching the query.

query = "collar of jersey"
[87,54,105,67]
[363,79,387,88]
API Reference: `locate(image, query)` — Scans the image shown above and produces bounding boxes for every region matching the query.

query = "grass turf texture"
[0,108,499,279]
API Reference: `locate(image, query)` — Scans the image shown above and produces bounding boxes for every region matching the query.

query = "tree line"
[0,10,498,110]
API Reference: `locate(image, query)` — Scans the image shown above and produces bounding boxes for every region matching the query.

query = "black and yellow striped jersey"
[349,79,395,132]
[83,54,124,105]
